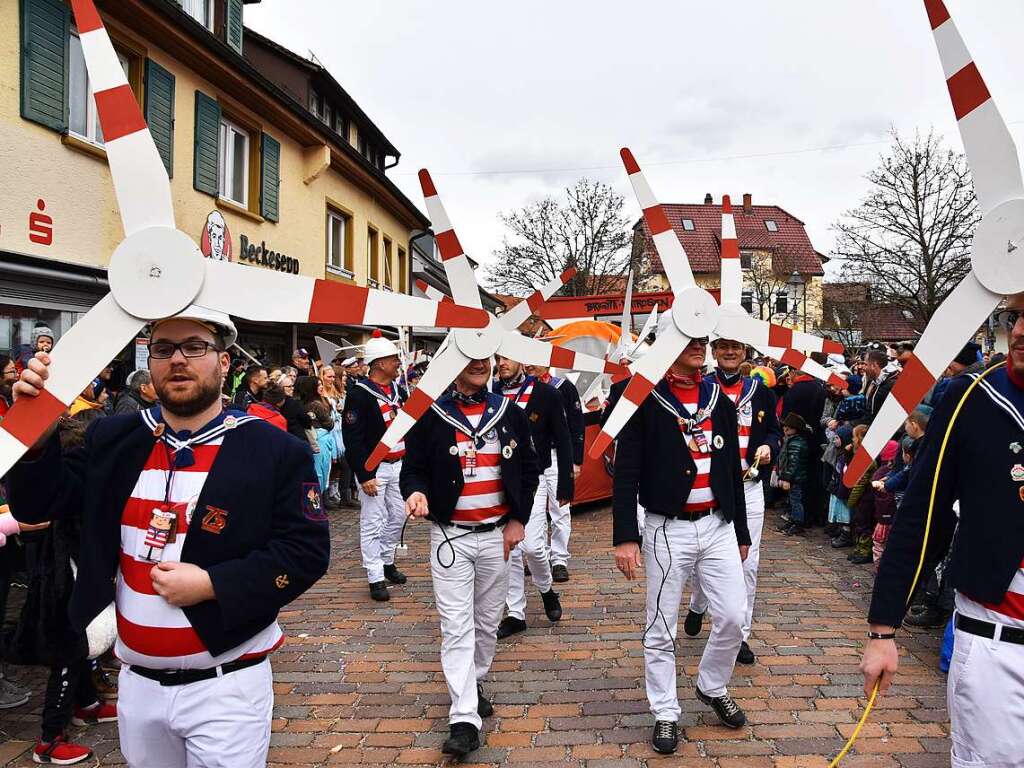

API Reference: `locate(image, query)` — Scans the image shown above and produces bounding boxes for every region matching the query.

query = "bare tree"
[832,129,979,321]
[485,179,649,296]
[745,253,791,322]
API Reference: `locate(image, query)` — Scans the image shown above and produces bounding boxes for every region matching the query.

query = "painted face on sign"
[203,211,230,261]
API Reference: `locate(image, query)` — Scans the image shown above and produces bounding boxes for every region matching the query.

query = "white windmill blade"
[499,269,577,332]
[619,270,635,335]
[415,278,450,304]
[70,0,173,236]
[715,311,844,356]
[589,321,692,458]
[419,170,483,309]
[629,304,659,357]
[497,333,626,376]
[844,271,1000,486]
[758,345,847,390]
[925,0,1023,213]
[719,196,743,306]
[365,342,469,470]
[579,372,608,407]
[0,296,144,471]
[621,148,696,292]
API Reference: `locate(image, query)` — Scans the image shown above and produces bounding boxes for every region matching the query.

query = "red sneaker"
[33,735,94,764]
[71,701,117,726]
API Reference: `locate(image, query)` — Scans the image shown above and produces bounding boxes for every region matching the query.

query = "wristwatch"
[867,631,897,640]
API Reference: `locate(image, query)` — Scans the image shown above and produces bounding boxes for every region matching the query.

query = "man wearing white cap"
[342,331,409,601]
[7,305,331,767]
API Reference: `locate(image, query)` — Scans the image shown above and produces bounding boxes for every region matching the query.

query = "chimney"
[742,193,753,213]
[703,193,713,205]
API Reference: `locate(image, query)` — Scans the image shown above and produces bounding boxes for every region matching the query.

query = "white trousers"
[118,659,273,768]
[547,451,572,567]
[431,524,509,729]
[359,459,406,583]
[947,615,1024,767]
[506,460,555,619]
[643,511,745,721]
[689,480,765,641]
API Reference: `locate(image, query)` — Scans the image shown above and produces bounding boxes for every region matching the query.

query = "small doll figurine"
[141,508,175,561]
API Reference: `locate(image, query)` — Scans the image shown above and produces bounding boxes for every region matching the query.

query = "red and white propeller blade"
[498,333,627,376]
[589,321,692,459]
[195,259,489,329]
[629,303,659,358]
[621,149,696,292]
[758,346,847,390]
[925,0,1023,213]
[498,269,577,332]
[715,312,843,356]
[70,0,174,235]
[415,279,452,304]
[364,342,470,471]
[0,295,144,476]
[719,196,743,306]
[419,170,482,310]
[843,270,1001,487]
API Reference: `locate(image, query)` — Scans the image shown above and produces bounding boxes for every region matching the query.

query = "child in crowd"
[827,425,855,548]
[871,436,920,570]
[845,425,875,565]
[778,412,810,536]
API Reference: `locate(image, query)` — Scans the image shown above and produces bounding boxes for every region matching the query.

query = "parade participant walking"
[684,337,780,665]
[6,307,330,768]
[861,302,1024,768]
[492,354,572,638]
[524,364,584,583]
[342,331,409,601]
[612,335,750,754]
[401,357,539,757]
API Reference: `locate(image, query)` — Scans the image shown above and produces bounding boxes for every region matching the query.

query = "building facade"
[1,0,427,365]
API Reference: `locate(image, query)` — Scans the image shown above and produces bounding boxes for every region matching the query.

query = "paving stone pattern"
[0,505,952,766]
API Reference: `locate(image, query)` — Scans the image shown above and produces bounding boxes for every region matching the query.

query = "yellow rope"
[828,363,1003,765]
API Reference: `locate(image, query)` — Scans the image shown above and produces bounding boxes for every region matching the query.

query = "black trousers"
[42,659,99,741]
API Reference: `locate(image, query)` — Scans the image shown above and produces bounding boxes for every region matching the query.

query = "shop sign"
[199,211,299,274]
[238,234,300,274]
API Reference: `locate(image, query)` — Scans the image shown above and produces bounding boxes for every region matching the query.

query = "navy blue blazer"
[7,409,331,657]
[342,378,408,484]
[553,377,586,467]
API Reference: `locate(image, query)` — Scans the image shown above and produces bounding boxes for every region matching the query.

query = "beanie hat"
[31,325,55,344]
[845,373,862,395]
[879,440,899,463]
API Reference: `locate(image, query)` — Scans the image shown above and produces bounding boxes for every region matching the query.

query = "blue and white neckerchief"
[433,393,509,449]
[140,407,257,468]
[355,378,403,409]
[651,379,720,453]
[494,374,534,407]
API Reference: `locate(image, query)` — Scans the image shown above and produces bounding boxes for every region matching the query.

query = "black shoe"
[540,589,562,622]
[551,564,569,583]
[904,607,947,628]
[683,610,705,637]
[651,720,678,754]
[497,617,527,639]
[368,581,390,602]
[736,641,755,665]
[848,551,873,565]
[784,524,805,536]
[476,684,493,718]
[383,564,407,585]
[441,722,480,757]
[831,532,853,548]
[696,687,746,728]
[775,520,794,533]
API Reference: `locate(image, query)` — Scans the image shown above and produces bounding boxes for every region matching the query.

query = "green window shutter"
[226,0,244,54]
[260,133,281,222]
[144,59,175,177]
[193,90,221,196]
[20,0,69,132]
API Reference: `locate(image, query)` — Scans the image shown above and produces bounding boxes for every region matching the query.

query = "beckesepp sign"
[200,211,299,274]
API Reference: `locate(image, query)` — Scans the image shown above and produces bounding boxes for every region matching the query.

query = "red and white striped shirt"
[451,402,509,525]
[365,382,405,461]
[670,383,717,514]
[115,437,283,669]
[720,379,752,472]
[958,557,1024,628]
[501,379,534,410]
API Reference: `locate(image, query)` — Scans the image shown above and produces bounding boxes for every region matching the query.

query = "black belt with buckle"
[446,516,509,533]
[956,614,1024,645]
[657,507,719,522]
[129,655,267,686]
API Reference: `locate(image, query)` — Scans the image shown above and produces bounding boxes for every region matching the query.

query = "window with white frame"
[681,218,695,231]
[741,290,753,314]
[326,208,352,273]
[181,0,214,29]
[774,291,789,315]
[740,250,753,269]
[218,117,250,207]
[69,29,129,146]
[765,219,779,232]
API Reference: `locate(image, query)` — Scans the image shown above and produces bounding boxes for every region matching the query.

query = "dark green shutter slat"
[20,0,69,132]
[260,133,281,222]
[144,59,175,177]
[193,90,220,196]
[226,0,244,54]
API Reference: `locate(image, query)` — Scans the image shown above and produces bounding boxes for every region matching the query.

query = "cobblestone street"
[0,505,952,767]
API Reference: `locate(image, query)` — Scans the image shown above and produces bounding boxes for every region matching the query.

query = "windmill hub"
[972,198,1024,294]
[671,285,720,339]
[453,316,505,360]
[108,227,206,321]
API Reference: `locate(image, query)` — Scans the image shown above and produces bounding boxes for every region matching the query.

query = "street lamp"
[787,271,806,331]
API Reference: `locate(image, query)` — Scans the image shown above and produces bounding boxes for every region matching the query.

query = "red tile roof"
[821,282,923,342]
[633,202,826,277]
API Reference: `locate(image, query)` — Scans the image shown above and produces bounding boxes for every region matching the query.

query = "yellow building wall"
[0,2,413,290]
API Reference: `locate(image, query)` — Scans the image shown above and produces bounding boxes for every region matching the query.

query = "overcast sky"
[247,0,1024,283]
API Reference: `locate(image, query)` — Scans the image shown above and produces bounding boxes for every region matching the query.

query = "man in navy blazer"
[7,306,330,768]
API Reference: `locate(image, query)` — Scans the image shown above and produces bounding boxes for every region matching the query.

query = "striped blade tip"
[365,443,391,472]
[606,361,630,376]
[843,450,874,489]
[823,340,845,355]
[69,0,104,32]
[436,303,489,329]
[828,374,848,390]
[1,389,69,448]
[722,195,732,213]
[924,0,951,29]
[560,267,577,283]
[418,169,438,197]
[620,148,640,175]
[589,431,613,459]
[415,278,429,292]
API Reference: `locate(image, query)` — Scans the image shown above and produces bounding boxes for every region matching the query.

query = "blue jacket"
[7,409,331,657]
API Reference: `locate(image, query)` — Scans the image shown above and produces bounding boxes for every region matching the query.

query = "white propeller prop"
[843,0,1024,486]
[0,0,491,476]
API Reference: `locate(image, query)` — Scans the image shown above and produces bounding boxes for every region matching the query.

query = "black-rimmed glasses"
[148,340,222,360]
[995,309,1024,333]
